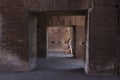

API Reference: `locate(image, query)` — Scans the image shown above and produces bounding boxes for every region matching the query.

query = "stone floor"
[0,57,120,80]
[47,51,73,58]
[37,57,84,70]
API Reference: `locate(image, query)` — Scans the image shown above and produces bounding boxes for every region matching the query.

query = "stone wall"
[47,27,73,53]
[26,0,89,11]
[0,0,119,75]
[0,0,29,71]
[37,15,47,57]
[87,0,119,74]
[118,1,120,74]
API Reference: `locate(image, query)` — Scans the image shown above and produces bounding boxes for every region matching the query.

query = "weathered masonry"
[0,0,120,75]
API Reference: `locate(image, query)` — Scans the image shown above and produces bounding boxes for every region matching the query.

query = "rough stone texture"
[0,0,29,71]
[0,0,119,75]
[87,0,119,74]
[93,0,118,6]
[37,15,47,57]
[75,25,85,59]
[0,0,88,72]
[28,15,37,70]
[118,2,120,74]
[47,27,73,53]
[26,0,89,11]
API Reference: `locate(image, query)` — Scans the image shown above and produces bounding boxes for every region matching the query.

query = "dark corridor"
[36,13,86,71]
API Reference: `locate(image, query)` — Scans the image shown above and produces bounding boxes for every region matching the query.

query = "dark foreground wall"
[88,0,119,74]
[118,1,120,74]
[0,0,29,71]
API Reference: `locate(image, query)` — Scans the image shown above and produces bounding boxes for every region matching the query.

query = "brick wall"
[37,15,47,57]
[26,0,89,11]
[87,0,119,74]
[0,0,119,74]
[0,0,29,71]
[118,2,120,74]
